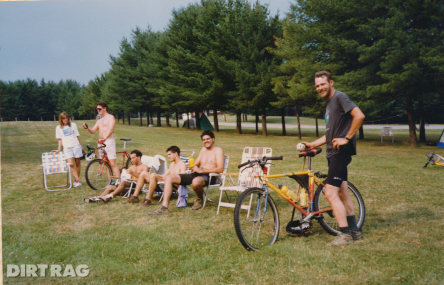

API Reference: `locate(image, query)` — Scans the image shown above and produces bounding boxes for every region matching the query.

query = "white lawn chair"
[202,155,229,209]
[217,147,272,214]
[41,152,72,191]
[381,127,394,143]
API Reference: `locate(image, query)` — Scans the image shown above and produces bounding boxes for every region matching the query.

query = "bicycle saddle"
[298,147,322,157]
[120,138,132,141]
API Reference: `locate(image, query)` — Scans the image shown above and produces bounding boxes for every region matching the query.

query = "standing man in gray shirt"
[302,71,365,246]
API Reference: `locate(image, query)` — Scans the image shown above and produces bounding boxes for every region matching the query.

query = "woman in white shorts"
[52,112,85,187]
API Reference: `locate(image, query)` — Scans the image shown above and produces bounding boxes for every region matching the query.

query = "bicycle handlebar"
[86,143,106,151]
[237,156,283,169]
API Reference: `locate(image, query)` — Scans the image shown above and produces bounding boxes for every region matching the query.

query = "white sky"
[0,0,292,85]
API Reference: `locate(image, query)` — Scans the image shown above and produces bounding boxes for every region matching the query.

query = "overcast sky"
[0,0,292,86]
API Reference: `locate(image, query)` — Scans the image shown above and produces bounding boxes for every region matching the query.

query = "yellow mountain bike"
[233,148,366,251]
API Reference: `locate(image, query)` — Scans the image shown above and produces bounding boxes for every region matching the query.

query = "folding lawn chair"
[202,155,229,209]
[217,147,272,214]
[41,151,72,191]
[381,127,394,143]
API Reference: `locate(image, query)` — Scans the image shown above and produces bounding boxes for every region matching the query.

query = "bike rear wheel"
[234,187,280,251]
[85,159,113,190]
[314,181,365,236]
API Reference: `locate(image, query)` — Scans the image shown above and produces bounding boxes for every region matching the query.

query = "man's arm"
[194,149,203,168]
[302,135,326,150]
[332,107,365,150]
[84,122,99,134]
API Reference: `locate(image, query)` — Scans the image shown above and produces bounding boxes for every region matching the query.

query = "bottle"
[280,185,299,202]
[121,169,127,182]
[300,188,308,208]
[188,157,194,170]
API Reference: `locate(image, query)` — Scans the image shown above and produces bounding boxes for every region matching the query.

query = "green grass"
[2,120,444,284]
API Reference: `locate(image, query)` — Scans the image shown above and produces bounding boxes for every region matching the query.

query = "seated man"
[122,146,187,207]
[148,130,225,215]
[85,150,148,202]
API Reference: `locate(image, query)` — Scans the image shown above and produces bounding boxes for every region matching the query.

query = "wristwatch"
[345,135,351,141]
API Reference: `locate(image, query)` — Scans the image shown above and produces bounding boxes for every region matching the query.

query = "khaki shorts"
[102,138,116,160]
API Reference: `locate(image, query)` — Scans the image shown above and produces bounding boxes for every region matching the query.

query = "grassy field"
[2,120,444,284]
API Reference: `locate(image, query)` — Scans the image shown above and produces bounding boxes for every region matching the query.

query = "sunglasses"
[97,107,103,111]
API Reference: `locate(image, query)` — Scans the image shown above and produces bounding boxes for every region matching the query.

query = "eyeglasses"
[97,107,103,111]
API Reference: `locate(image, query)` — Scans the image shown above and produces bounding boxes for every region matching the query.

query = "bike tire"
[234,187,280,251]
[85,159,113,190]
[125,157,131,169]
[314,181,365,236]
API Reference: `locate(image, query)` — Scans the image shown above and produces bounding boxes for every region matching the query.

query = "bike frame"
[88,143,130,176]
[256,159,332,221]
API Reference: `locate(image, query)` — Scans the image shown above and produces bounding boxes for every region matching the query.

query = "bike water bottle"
[300,188,308,207]
[280,185,298,202]
[189,157,194,170]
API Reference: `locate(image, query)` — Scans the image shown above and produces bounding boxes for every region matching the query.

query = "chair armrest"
[220,173,239,176]
[110,176,120,179]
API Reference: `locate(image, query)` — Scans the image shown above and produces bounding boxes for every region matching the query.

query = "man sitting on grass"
[85,150,148,203]
[148,131,225,215]
[121,146,187,208]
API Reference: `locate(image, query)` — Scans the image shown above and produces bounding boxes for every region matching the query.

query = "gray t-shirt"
[325,91,357,158]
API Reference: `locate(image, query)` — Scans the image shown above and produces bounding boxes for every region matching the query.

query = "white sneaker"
[73,182,82,187]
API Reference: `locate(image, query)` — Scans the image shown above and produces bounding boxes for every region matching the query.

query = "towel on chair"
[176,185,189,207]
[141,155,166,172]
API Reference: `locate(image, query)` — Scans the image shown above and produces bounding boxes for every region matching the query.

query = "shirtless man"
[83,102,120,178]
[85,150,148,203]
[148,131,225,215]
[121,146,187,208]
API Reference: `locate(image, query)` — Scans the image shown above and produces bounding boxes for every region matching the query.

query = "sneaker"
[350,230,363,241]
[122,195,139,204]
[73,181,82,187]
[84,196,101,203]
[100,194,113,203]
[327,233,353,246]
[148,206,170,215]
[137,199,152,209]
[191,198,203,210]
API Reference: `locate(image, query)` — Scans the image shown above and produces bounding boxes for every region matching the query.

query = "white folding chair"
[41,152,72,191]
[381,127,394,143]
[202,155,229,209]
[217,147,272,214]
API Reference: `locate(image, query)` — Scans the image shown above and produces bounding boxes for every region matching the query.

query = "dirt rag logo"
[6,264,90,278]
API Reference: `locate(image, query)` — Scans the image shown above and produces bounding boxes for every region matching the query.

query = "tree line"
[1,0,443,146]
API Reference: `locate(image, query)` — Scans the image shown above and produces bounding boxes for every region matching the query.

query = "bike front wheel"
[125,157,131,169]
[234,187,280,251]
[85,159,113,190]
[314,181,366,236]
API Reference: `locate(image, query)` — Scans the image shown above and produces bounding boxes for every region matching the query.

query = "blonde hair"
[58,112,71,128]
